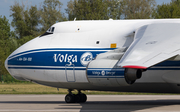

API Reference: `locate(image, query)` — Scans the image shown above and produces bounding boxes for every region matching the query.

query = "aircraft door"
[65,64,76,82]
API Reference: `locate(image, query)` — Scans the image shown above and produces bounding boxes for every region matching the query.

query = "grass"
[0,83,179,95]
[0,83,67,94]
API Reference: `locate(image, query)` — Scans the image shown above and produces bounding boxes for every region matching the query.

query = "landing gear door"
[65,64,76,82]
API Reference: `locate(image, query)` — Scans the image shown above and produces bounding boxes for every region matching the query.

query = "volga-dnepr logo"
[53,52,93,66]
[80,52,93,66]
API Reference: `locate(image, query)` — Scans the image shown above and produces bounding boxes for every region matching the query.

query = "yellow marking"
[111,43,116,48]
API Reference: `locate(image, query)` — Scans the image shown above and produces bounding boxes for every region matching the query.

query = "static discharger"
[111,43,116,48]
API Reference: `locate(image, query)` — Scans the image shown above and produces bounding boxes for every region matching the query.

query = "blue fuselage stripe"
[8,48,115,59]
[8,48,114,67]
[8,67,86,70]
[7,48,180,72]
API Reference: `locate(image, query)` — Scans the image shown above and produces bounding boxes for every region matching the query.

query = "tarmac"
[0,95,180,112]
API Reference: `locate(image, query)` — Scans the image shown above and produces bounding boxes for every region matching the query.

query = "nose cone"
[5,56,15,79]
[5,57,8,72]
[4,36,54,81]
[4,37,40,80]
[4,48,30,81]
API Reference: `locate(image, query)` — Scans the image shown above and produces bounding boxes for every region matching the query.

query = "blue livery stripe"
[9,48,115,59]
[88,68,124,71]
[7,48,114,67]
[149,67,180,70]
[88,76,124,78]
[8,67,86,70]
[7,48,180,71]
[87,68,125,78]
[9,67,180,70]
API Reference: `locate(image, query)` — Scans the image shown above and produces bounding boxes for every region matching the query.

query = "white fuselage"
[5,19,180,93]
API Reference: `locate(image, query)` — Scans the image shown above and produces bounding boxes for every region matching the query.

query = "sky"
[0,0,172,27]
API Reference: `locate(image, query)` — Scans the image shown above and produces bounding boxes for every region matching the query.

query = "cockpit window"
[51,27,55,32]
[40,27,55,37]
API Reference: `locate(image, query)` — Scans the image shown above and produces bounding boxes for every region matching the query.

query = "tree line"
[0,0,180,77]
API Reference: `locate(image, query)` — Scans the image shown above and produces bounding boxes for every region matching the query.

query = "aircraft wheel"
[65,94,75,103]
[80,93,87,103]
[75,93,87,103]
[75,94,81,103]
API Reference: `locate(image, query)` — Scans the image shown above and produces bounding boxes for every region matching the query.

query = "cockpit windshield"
[40,27,55,37]
[47,27,55,33]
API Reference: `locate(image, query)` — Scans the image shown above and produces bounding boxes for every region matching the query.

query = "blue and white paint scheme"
[5,19,180,103]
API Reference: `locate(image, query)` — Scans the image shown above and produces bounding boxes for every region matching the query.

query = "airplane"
[5,19,180,103]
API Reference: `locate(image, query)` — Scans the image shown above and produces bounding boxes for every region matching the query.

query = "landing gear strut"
[65,89,87,103]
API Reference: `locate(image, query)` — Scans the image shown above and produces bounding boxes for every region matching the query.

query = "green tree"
[0,16,17,76]
[10,0,66,45]
[106,0,122,19]
[122,0,156,19]
[39,0,65,33]
[66,0,75,20]
[10,1,26,39]
[10,1,40,39]
[66,0,155,20]
[66,0,122,20]
[153,0,180,18]
[24,6,40,36]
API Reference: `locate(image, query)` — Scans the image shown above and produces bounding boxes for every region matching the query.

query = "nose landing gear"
[65,89,87,103]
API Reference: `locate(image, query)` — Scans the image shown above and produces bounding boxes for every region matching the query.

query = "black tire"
[80,93,87,103]
[65,94,75,103]
[75,94,81,103]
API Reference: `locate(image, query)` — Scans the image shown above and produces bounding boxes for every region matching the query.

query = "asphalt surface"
[0,95,180,112]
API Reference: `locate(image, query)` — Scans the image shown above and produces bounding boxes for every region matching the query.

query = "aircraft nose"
[5,57,8,72]
[4,36,52,81]
[3,36,46,81]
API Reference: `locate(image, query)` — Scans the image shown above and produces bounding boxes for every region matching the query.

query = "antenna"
[74,18,76,21]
